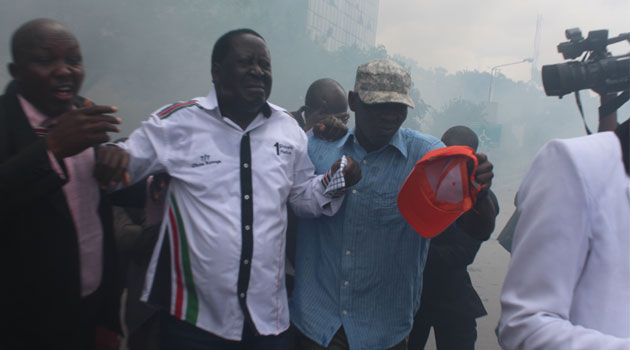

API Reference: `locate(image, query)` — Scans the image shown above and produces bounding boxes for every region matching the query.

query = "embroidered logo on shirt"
[273,142,293,156]
[192,154,221,168]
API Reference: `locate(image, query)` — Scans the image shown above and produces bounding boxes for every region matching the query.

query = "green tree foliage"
[427,98,488,137]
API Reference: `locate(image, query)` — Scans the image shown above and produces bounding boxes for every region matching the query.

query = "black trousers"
[408,311,478,350]
[296,326,407,350]
[160,313,294,350]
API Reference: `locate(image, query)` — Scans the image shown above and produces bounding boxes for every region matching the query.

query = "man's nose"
[380,112,404,121]
[249,63,264,76]
[53,62,72,77]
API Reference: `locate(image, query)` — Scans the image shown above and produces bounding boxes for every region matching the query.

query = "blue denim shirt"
[291,128,444,349]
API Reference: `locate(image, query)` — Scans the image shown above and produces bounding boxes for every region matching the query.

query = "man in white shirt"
[497,118,630,349]
[96,28,360,349]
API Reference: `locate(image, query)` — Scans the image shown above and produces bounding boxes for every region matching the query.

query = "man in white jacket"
[497,118,630,349]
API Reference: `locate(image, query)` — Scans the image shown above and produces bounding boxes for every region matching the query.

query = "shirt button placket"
[341,247,352,319]
[237,132,255,328]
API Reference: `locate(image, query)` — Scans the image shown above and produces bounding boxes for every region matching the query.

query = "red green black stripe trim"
[158,101,200,119]
[170,194,199,323]
[167,211,185,318]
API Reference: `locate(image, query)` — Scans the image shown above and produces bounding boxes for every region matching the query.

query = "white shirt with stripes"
[118,89,343,341]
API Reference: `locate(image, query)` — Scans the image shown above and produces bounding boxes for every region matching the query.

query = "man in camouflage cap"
[290,59,494,350]
[353,59,415,108]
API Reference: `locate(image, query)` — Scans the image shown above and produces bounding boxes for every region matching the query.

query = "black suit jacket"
[418,191,500,320]
[0,83,121,349]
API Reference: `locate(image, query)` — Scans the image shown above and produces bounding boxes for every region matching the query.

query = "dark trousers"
[408,311,477,350]
[297,327,407,350]
[127,312,161,350]
[160,313,294,350]
[78,287,108,350]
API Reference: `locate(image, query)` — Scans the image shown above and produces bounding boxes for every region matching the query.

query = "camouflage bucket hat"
[354,59,415,108]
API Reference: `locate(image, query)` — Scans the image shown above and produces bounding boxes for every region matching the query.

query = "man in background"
[408,126,499,350]
[286,77,350,294]
[289,78,349,135]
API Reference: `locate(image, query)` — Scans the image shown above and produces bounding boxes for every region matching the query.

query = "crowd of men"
[1,18,628,350]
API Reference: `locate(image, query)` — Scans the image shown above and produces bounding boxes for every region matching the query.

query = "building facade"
[306,0,379,51]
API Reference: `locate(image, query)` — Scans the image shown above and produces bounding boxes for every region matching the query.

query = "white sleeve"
[497,140,630,350]
[287,131,343,218]
[118,114,169,184]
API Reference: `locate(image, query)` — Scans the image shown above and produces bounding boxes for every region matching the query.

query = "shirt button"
[343,310,348,315]
[351,189,357,194]
[240,293,245,298]
[244,194,250,200]
[345,250,351,255]
[243,259,249,265]
[243,163,249,168]
[344,281,349,286]
[362,160,367,165]
[245,225,251,231]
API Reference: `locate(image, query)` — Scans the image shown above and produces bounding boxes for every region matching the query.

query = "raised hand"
[312,115,349,141]
[45,105,120,158]
[473,152,494,197]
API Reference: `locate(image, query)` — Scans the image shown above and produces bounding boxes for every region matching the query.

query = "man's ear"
[211,62,220,84]
[348,91,358,112]
[8,62,19,80]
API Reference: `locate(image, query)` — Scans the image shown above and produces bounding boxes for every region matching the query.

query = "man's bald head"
[8,18,84,117]
[303,78,348,129]
[305,78,346,112]
[441,125,479,151]
[11,18,77,63]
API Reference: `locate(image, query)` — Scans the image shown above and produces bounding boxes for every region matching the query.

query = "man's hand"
[459,153,497,240]
[45,105,120,159]
[94,145,130,189]
[595,91,619,132]
[330,155,361,188]
[474,152,494,196]
[312,115,349,141]
[150,173,170,202]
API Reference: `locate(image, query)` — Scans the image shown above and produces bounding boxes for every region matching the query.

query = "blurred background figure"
[286,77,350,296]
[409,126,499,350]
[289,78,349,135]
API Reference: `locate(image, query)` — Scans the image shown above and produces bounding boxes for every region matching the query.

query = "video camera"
[542,28,629,98]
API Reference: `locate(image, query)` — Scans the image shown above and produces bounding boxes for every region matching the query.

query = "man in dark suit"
[408,126,499,350]
[0,18,123,349]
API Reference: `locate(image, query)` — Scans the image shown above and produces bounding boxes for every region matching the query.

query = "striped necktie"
[32,118,56,138]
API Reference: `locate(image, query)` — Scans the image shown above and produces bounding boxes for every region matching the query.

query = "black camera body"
[542,28,629,97]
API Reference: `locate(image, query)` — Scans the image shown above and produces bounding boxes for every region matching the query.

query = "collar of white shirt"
[195,88,284,119]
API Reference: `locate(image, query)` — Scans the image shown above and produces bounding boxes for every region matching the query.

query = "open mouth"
[245,85,265,91]
[52,85,74,101]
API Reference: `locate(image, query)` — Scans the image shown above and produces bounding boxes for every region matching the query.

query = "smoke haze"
[1,1,627,348]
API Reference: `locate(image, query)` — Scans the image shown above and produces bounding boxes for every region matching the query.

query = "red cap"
[397,145,481,238]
